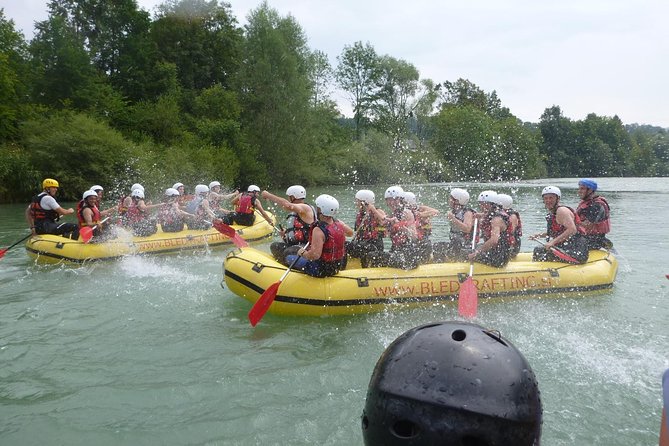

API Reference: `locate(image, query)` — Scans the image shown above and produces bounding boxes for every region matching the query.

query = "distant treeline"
[1,1,667,203]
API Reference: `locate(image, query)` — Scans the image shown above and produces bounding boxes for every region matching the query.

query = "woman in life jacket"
[402,191,439,265]
[77,190,108,241]
[285,194,353,278]
[433,188,475,262]
[208,181,238,218]
[26,178,79,239]
[263,185,317,264]
[158,188,193,232]
[346,189,386,260]
[530,186,589,264]
[496,193,523,258]
[576,178,613,250]
[468,191,512,268]
[185,184,216,230]
[221,185,273,227]
[125,188,158,237]
[118,183,144,226]
[364,186,419,270]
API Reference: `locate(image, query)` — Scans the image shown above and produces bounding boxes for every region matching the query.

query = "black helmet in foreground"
[362,321,542,446]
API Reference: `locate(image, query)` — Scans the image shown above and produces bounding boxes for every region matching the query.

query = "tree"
[308,49,332,107]
[0,10,29,141]
[336,41,382,140]
[539,105,576,177]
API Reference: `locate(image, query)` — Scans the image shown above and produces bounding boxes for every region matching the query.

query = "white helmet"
[90,185,103,192]
[355,189,375,205]
[165,187,180,197]
[541,186,561,198]
[403,191,417,206]
[450,188,470,205]
[131,183,144,192]
[131,188,145,199]
[315,194,339,217]
[209,181,221,189]
[477,190,497,203]
[195,184,209,195]
[384,185,404,199]
[172,182,184,189]
[82,190,98,200]
[248,185,260,192]
[285,185,306,199]
[496,193,513,209]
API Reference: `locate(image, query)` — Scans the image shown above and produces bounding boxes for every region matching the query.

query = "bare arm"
[546,207,577,248]
[254,199,274,226]
[25,205,35,232]
[300,227,324,261]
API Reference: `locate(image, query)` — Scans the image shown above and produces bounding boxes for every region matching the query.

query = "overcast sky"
[3,0,668,127]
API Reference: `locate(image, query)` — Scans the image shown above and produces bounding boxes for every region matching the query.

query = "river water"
[1,178,667,445]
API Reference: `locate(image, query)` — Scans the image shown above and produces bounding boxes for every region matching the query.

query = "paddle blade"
[0,248,7,259]
[458,277,478,318]
[248,281,281,326]
[550,247,578,264]
[213,221,248,248]
[80,226,94,244]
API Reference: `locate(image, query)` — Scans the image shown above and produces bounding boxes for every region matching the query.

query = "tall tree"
[152,0,242,92]
[335,41,382,140]
[308,49,332,107]
[0,10,29,141]
[539,105,576,177]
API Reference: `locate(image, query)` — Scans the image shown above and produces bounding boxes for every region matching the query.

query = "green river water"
[1,178,667,445]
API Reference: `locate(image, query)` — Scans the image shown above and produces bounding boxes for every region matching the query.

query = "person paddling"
[576,178,613,250]
[25,178,79,240]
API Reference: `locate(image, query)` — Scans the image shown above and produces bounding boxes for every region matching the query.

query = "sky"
[2,0,669,127]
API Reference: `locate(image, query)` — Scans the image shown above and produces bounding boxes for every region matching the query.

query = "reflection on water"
[1,178,668,445]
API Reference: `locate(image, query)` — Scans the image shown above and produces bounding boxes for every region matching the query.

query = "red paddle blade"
[213,221,248,248]
[80,226,94,243]
[458,277,478,318]
[248,281,281,326]
[550,247,578,263]
[0,248,8,259]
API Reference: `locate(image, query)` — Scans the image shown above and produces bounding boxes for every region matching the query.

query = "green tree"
[539,105,576,177]
[336,41,382,140]
[0,10,30,142]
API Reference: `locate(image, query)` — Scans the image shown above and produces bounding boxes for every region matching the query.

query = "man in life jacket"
[118,183,144,225]
[403,191,439,265]
[530,186,589,264]
[286,194,352,278]
[436,188,475,262]
[221,185,273,227]
[185,184,216,230]
[468,190,511,268]
[262,185,316,264]
[346,189,386,261]
[576,178,613,250]
[364,185,419,269]
[158,188,193,232]
[208,181,238,217]
[77,189,109,240]
[25,178,79,239]
[496,193,522,258]
[125,188,158,236]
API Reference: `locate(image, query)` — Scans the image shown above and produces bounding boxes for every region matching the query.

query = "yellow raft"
[223,247,618,317]
[26,211,275,264]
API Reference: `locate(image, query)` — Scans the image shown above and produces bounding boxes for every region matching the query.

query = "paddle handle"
[468,218,478,276]
[533,238,578,263]
[280,242,310,281]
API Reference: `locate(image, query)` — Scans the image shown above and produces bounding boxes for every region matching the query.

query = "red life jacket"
[387,207,414,248]
[480,210,511,243]
[125,200,146,224]
[77,202,101,227]
[506,208,523,246]
[576,196,610,235]
[284,206,316,244]
[547,205,585,238]
[159,202,177,225]
[236,192,255,214]
[30,192,60,222]
[355,210,384,240]
[311,220,346,262]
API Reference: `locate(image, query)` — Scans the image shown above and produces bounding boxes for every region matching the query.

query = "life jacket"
[125,199,146,224]
[388,207,415,248]
[547,205,585,238]
[354,209,384,240]
[408,207,429,240]
[284,206,316,244]
[236,192,255,214]
[576,196,610,235]
[77,201,100,227]
[159,202,178,226]
[450,206,474,243]
[480,210,512,244]
[506,208,523,247]
[30,192,60,222]
[310,220,346,262]
[118,195,130,215]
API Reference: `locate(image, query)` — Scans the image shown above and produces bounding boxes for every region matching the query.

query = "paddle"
[533,239,579,263]
[248,242,309,326]
[0,233,33,259]
[80,217,110,244]
[211,220,248,248]
[458,218,478,318]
